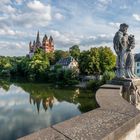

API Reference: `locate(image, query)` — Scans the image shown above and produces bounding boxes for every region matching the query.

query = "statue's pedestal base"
[109,77,140,108]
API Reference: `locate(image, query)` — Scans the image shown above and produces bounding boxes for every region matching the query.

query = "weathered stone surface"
[96,85,140,117]
[53,109,132,140]
[113,23,136,79]
[118,120,140,140]
[17,127,69,140]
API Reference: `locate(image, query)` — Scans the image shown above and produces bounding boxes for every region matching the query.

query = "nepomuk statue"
[113,23,137,79]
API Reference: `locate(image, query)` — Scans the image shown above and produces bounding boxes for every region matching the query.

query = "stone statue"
[113,23,129,78]
[125,35,137,78]
[113,23,137,79]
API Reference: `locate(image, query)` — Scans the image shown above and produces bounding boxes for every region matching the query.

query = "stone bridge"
[18,82,140,140]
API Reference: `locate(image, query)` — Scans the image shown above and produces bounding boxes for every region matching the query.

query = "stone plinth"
[109,78,140,108]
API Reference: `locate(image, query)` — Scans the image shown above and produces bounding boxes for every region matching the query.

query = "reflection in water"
[30,95,56,113]
[0,80,98,140]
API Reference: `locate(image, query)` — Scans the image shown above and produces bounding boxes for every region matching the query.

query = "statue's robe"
[113,31,128,78]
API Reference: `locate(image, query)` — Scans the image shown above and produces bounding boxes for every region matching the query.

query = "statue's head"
[119,23,129,33]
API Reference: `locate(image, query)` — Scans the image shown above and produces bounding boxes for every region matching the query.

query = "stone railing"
[18,84,140,140]
[96,84,140,139]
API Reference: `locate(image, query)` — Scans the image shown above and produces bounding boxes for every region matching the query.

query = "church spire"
[49,36,53,42]
[43,34,48,41]
[36,30,41,48]
[29,41,32,52]
[36,31,40,43]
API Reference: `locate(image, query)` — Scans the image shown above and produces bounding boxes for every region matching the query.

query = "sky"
[0,0,140,56]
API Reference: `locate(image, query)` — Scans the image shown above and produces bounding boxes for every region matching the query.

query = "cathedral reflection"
[29,95,55,113]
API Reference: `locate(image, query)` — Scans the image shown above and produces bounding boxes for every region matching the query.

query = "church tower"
[28,31,55,57]
[42,34,49,52]
[49,36,54,52]
[42,34,54,53]
[33,40,36,52]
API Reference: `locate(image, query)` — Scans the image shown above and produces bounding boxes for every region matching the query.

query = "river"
[0,80,98,140]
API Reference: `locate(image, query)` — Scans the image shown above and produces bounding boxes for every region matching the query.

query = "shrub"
[86,79,103,90]
[102,71,115,84]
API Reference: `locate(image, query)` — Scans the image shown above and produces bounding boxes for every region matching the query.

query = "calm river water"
[0,80,97,140]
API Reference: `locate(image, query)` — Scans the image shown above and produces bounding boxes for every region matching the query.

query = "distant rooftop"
[56,56,75,66]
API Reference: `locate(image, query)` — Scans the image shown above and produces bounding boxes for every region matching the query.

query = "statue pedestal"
[109,77,140,108]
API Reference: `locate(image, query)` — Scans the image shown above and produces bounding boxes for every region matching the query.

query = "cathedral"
[28,31,54,57]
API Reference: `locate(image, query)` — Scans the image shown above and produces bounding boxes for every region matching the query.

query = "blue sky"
[0,0,140,56]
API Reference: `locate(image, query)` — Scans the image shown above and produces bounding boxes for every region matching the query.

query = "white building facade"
[134,53,140,77]
[56,56,79,71]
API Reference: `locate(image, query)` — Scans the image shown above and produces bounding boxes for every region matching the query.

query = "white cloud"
[120,5,128,9]
[49,29,114,51]
[12,0,52,27]
[133,14,140,21]
[0,5,16,13]
[80,33,113,47]
[0,16,8,21]
[27,0,47,12]
[54,13,64,20]
[50,30,61,37]
[0,25,26,36]
[0,41,27,56]
[0,27,15,36]
[96,0,112,10]
[10,7,51,28]
[50,30,80,48]
[0,41,26,49]
[98,0,112,5]
[109,22,120,28]
[15,0,23,5]
[0,0,11,4]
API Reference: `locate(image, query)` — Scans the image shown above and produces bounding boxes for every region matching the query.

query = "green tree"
[78,50,90,75]
[90,48,100,75]
[79,48,100,75]
[46,52,55,65]
[54,50,69,63]
[69,45,80,60]
[27,49,50,80]
[0,56,12,76]
[79,46,116,75]
[99,46,116,74]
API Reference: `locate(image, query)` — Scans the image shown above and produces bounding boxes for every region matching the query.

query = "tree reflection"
[42,97,54,110]
[0,79,11,91]
[0,80,98,114]
[29,94,55,113]
[25,85,98,114]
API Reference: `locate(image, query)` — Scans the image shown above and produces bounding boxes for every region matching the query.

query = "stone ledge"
[53,109,133,140]
[17,127,70,140]
[96,85,140,117]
